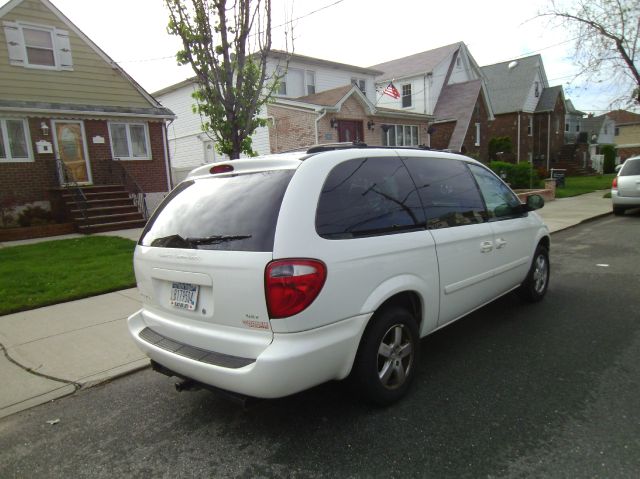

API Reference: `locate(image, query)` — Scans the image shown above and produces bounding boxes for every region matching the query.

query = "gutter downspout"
[315,109,328,144]
[547,112,551,171]
[163,119,173,191]
[517,112,521,163]
[266,115,277,152]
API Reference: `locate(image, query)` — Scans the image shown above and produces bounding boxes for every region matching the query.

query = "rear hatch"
[618,159,640,197]
[134,163,297,356]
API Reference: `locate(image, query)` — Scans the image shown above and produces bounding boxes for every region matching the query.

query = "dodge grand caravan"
[128,146,550,405]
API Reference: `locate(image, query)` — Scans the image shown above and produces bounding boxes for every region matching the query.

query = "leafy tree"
[166,0,282,159]
[539,0,640,106]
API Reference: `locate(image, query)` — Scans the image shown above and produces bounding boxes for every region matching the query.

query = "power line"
[116,0,346,64]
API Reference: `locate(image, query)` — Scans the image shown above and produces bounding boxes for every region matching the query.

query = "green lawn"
[554,174,615,198]
[0,236,136,316]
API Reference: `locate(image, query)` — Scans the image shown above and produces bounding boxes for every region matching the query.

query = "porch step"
[77,218,148,234]
[53,184,148,234]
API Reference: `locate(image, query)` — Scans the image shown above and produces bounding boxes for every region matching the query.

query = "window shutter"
[54,28,73,71]
[3,21,25,65]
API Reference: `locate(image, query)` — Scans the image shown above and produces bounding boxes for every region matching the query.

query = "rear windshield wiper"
[185,234,252,245]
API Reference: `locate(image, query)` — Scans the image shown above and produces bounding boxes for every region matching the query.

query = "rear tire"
[517,245,550,303]
[353,306,419,406]
[613,206,625,216]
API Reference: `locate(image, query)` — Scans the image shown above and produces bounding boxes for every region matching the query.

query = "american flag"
[382,82,400,99]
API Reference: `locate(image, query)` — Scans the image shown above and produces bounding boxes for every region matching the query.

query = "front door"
[337,120,364,143]
[53,120,92,184]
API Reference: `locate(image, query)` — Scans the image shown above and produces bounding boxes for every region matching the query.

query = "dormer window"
[534,81,540,97]
[3,21,73,71]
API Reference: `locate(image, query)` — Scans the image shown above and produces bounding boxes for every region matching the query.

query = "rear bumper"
[611,192,640,207]
[128,309,370,398]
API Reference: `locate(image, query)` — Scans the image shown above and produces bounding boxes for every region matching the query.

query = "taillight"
[265,259,327,319]
[210,164,234,174]
[612,177,618,189]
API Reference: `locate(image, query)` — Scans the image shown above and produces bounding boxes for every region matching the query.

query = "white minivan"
[128,146,550,405]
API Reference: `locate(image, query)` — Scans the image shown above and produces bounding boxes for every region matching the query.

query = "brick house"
[267,84,431,152]
[607,110,640,162]
[482,55,567,170]
[0,0,174,233]
[370,42,494,159]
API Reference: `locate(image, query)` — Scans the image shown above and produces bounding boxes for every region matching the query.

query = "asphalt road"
[1,213,639,478]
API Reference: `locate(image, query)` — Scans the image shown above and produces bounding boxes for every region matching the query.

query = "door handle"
[480,240,493,253]
[495,238,507,249]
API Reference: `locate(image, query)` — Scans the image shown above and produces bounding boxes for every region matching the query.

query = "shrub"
[488,161,541,189]
[488,136,513,160]
[17,206,53,227]
[600,144,616,174]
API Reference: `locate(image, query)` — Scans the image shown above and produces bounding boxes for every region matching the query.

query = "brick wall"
[488,112,534,163]
[461,92,490,161]
[267,105,317,152]
[430,121,455,149]
[0,117,58,208]
[616,146,640,161]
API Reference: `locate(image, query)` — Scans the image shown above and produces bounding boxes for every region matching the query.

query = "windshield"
[140,170,295,252]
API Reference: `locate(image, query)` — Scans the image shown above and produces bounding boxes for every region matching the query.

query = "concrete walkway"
[0,191,613,419]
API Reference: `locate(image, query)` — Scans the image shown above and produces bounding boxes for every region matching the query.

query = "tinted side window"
[467,164,524,220]
[316,157,425,239]
[403,157,486,229]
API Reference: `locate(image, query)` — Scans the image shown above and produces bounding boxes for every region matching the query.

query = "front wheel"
[517,245,550,303]
[353,306,419,406]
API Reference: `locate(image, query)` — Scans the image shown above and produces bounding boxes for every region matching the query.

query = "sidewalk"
[0,191,612,419]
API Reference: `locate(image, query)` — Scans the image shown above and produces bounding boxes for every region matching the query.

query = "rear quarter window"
[140,170,294,252]
[620,159,640,176]
[316,157,425,239]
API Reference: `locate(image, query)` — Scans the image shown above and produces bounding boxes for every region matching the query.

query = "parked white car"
[612,155,640,215]
[128,146,550,405]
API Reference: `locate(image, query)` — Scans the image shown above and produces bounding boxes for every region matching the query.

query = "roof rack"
[304,142,459,154]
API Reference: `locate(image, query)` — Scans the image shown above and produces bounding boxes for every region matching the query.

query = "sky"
[8,0,635,113]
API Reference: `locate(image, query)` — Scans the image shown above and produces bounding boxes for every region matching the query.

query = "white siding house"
[154,79,270,184]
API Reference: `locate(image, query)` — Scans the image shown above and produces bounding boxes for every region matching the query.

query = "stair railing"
[108,159,149,220]
[56,157,89,223]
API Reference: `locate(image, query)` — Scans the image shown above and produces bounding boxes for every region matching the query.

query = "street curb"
[550,212,612,235]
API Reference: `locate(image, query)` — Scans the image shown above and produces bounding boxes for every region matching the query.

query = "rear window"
[140,170,294,252]
[620,159,640,176]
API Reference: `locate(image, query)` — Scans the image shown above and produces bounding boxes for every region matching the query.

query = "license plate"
[170,282,199,311]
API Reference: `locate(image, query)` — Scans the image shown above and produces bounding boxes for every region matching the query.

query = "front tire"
[353,306,419,406]
[517,245,550,303]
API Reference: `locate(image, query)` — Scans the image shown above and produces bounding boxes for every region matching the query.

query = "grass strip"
[0,236,136,316]
[554,174,615,198]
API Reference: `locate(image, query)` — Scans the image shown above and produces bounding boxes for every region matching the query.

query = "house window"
[402,84,412,108]
[565,123,569,132]
[0,118,32,162]
[3,22,73,70]
[109,123,151,160]
[382,124,419,146]
[527,116,533,136]
[576,123,580,132]
[475,123,481,146]
[604,125,609,135]
[534,81,540,97]
[615,127,620,136]
[306,71,316,95]
[351,78,366,94]
[456,55,462,68]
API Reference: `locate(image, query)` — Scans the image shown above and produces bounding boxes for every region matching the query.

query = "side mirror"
[525,194,545,211]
